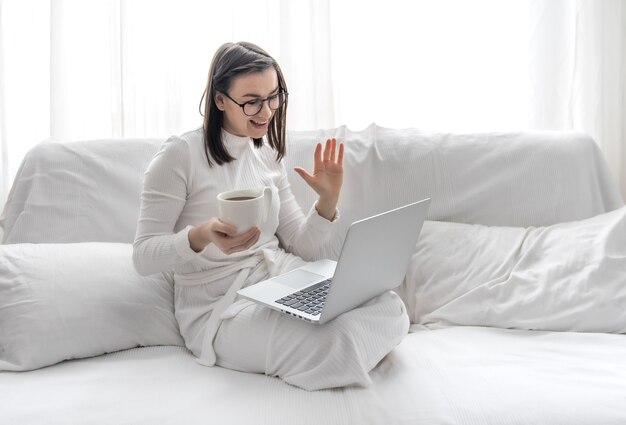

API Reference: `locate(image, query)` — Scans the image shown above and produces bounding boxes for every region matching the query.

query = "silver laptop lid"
[318,198,431,324]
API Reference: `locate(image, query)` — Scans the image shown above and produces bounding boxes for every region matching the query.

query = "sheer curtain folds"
[529,0,626,201]
[0,0,624,209]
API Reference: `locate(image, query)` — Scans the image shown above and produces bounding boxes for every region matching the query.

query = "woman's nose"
[257,100,273,119]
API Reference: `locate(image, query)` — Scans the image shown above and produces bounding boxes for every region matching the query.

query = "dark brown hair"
[199,41,288,166]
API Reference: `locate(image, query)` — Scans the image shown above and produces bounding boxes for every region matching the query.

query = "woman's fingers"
[224,227,260,254]
[321,138,340,164]
[241,227,260,246]
[323,139,329,161]
[294,166,314,185]
[205,218,261,255]
[212,218,238,237]
[337,142,344,165]
[294,138,343,194]
[310,138,343,172]
[313,142,322,168]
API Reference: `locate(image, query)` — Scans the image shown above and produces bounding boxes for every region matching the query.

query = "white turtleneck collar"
[222,128,252,144]
[221,128,255,158]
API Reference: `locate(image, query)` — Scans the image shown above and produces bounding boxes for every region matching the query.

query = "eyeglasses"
[221,91,288,116]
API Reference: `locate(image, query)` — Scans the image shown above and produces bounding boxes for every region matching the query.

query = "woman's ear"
[214,92,226,111]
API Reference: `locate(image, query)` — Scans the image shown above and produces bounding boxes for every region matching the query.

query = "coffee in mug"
[217,187,272,234]
[226,196,256,201]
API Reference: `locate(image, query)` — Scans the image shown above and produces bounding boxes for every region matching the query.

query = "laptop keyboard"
[274,279,331,316]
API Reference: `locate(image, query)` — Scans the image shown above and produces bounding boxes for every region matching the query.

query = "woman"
[133,41,408,391]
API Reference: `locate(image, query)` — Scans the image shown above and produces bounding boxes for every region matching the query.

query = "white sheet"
[2,326,625,425]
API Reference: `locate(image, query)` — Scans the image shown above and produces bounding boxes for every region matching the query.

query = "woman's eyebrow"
[241,86,280,98]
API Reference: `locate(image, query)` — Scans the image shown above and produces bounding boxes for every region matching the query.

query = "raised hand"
[294,138,344,221]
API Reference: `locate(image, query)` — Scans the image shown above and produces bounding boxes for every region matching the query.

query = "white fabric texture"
[2,327,626,425]
[0,137,162,244]
[214,291,409,391]
[398,205,626,333]
[0,127,623,380]
[173,248,302,358]
[3,125,622,246]
[132,129,352,375]
[132,128,340,277]
[0,242,183,372]
[285,124,624,259]
[528,0,626,202]
[131,128,407,389]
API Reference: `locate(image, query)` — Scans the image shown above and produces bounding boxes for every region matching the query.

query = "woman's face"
[215,67,279,139]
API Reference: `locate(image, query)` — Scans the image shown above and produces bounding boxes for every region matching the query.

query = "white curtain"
[528,0,626,202]
[1,0,625,208]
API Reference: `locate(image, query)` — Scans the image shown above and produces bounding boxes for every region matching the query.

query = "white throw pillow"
[0,243,184,371]
[397,206,626,333]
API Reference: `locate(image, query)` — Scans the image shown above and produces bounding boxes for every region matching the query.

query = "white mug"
[217,187,272,234]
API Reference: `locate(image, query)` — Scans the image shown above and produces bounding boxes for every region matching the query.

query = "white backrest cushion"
[283,124,623,258]
[2,124,622,244]
[1,138,163,244]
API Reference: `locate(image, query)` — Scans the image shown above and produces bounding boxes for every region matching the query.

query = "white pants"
[174,252,409,391]
[213,291,409,391]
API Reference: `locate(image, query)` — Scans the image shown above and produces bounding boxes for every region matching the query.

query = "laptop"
[237,198,431,325]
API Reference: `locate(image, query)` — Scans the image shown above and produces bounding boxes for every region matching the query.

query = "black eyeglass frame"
[221,91,289,116]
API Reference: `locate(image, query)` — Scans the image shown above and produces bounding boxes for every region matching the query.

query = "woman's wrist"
[315,198,338,221]
[188,226,211,252]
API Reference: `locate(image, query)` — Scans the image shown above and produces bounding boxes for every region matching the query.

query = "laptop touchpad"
[272,269,326,289]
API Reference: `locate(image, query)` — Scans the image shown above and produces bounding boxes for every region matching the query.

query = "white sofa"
[1,124,625,424]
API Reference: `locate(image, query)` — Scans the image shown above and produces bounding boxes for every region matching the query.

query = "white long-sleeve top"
[133,128,338,283]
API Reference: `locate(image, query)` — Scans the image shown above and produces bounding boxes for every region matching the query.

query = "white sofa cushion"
[284,124,623,259]
[397,205,626,333]
[0,242,184,371]
[2,124,622,245]
[0,138,163,244]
